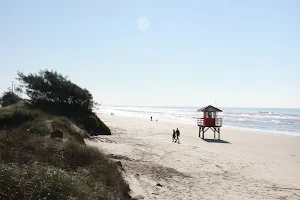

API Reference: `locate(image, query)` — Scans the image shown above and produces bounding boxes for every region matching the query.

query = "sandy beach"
[86,114,300,200]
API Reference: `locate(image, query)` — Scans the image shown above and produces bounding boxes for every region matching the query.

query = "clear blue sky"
[1,0,299,108]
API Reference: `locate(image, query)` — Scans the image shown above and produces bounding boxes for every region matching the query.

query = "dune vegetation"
[0,70,130,200]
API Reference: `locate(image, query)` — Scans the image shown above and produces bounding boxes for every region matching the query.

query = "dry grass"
[0,105,130,200]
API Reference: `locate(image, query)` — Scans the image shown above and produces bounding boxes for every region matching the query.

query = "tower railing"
[197,118,222,127]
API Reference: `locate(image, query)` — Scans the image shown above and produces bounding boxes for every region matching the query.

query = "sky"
[0,0,299,108]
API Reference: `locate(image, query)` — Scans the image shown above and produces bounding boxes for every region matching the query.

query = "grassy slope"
[0,104,130,200]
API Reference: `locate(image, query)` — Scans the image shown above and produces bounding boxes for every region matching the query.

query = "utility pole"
[14,84,18,96]
[11,81,14,93]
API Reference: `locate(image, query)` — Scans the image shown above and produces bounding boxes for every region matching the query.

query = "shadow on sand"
[202,139,230,144]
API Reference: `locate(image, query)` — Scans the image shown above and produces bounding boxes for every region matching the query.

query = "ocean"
[97,106,300,136]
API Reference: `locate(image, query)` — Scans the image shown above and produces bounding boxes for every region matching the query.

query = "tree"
[1,90,22,107]
[17,69,111,135]
[14,85,23,97]
[17,70,94,116]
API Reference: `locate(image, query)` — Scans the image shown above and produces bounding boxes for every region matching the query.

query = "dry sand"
[86,114,300,200]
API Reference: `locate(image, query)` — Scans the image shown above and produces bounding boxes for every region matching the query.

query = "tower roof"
[197,105,222,112]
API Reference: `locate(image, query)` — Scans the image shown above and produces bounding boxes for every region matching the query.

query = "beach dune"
[86,114,300,200]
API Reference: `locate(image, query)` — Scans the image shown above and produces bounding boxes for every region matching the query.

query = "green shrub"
[0,103,111,136]
[23,118,51,136]
[0,106,44,126]
[77,113,111,136]
[96,116,111,134]
[1,91,22,107]
[52,117,84,144]
[84,115,99,130]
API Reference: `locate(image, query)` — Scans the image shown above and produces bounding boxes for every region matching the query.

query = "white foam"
[98,106,300,136]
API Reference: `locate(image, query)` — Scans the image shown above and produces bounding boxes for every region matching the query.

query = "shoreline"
[97,111,300,137]
[87,113,300,200]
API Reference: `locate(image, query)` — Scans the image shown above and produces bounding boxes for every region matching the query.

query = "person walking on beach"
[176,128,180,143]
[172,129,176,142]
[150,116,152,121]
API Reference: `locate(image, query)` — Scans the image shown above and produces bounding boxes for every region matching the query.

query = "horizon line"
[99,104,300,109]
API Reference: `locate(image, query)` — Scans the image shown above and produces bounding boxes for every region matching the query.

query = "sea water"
[97,106,300,136]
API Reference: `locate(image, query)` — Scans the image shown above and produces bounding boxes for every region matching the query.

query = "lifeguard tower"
[197,105,223,139]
